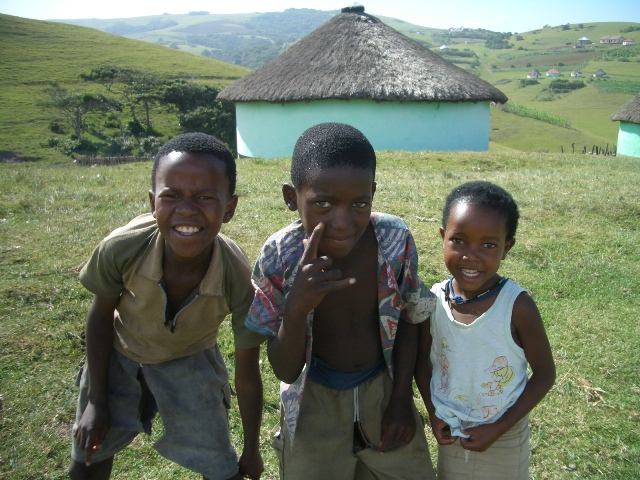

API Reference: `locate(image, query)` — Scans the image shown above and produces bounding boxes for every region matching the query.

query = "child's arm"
[379,320,419,452]
[73,295,119,466]
[235,346,265,480]
[415,319,456,446]
[267,223,355,383]
[460,292,556,452]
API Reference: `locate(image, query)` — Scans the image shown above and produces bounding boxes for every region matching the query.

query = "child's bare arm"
[380,320,419,452]
[74,295,119,465]
[267,223,355,383]
[235,346,265,479]
[415,319,455,445]
[461,292,555,452]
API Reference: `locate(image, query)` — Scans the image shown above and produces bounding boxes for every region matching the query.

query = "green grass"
[1,151,639,479]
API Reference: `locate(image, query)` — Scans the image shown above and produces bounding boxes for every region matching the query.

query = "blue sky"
[0,0,638,33]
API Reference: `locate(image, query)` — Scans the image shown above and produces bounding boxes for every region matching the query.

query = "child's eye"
[353,202,369,208]
[451,238,464,245]
[484,243,497,249]
[315,201,331,208]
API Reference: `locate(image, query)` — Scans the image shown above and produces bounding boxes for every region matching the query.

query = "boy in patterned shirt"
[245,123,436,479]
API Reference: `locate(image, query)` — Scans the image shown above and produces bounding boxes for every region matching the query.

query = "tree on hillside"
[81,66,162,134]
[42,86,122,141]
[161,80,237,151]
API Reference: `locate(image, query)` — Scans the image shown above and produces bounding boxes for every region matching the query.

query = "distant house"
[546,69,561,77]
[217,6,508,157]
[600,36,625,44]
[577,36,591,45]
[527,68,542,79]
[571,70,583,78]
[440,44,450,50]
[623,39,636,46]
[448,27,466,33]
[593,69,607,78]
[611,94,640,158]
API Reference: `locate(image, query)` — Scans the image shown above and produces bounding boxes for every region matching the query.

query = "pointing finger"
[301,223,324,265]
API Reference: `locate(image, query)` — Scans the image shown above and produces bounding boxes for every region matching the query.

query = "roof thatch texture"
[611,94,640,124]
[217,9,508,104]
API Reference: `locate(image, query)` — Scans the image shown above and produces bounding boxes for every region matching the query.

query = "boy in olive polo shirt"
[69,133,265,480]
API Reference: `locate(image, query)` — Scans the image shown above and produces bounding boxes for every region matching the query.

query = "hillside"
[0,14,249,162]
[57,9,440,69]
[1,12,639,162]
[51,11,640,154]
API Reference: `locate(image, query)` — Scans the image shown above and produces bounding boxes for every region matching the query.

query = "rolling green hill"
[1,12,639,162]
[0,14,249,162]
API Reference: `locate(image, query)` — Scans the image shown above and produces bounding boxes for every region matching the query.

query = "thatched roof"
[217,7,508,104]
[611,94,640,124]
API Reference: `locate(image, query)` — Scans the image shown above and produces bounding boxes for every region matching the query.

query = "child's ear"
[282,183,298,211]
[503,238,516,259]
[149,190,156,218]
[222,195,239,223]
[439,226,446,241]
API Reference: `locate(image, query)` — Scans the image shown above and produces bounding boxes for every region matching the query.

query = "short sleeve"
[398,229,436,324]
[245,241,287,338]
[79,215,157,298]
[219,235,268,349]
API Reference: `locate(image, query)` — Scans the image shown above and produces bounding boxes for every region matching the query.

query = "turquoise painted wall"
[617,122,640,158]
[235,99,490,158]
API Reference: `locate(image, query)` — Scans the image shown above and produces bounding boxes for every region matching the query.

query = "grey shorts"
[71,346,239,480]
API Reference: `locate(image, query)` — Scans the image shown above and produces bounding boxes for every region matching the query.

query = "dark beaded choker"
[444,277,507,305]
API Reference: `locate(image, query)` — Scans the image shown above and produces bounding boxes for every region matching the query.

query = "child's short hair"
[152,132,236,195]
[291,123,376,190]
[442,181,519,241]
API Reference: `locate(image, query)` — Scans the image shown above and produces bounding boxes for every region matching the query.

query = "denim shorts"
[71,346,238,480]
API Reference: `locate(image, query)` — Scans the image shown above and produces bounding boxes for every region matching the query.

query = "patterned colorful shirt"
[245,213,436,443]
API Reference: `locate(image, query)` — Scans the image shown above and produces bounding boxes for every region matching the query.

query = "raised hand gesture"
[286,222,356,318]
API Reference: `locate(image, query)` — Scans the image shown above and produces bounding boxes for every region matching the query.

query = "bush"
[548,79,586,92]
[49,121,65,134]
[519,79,540,88]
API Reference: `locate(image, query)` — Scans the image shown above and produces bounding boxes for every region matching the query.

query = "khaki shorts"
[272,371,435,480]
[71,347,238,480]
[436,415,530,480]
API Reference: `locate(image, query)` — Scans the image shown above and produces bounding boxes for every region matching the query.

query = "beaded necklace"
[444,276,507,305]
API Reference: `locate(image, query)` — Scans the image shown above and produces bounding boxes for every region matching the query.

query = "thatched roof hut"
[218,7,506,105]
[611,94,640,158]
[218,5,508,158]
[611,94,640,124]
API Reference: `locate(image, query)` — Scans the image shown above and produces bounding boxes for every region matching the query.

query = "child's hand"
[287,223,356,316]
[379,397,416,452]
[238,448,264,479]
[430,416,456,446]
[73,400,111,465]
[459,422,502,452]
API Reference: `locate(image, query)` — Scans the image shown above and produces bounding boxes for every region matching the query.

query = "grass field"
[1,150,639,479]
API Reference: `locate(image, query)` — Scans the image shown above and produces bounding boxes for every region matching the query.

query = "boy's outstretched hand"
[287,223,356,315]
[74,400,110,465]
[379,398,415,453]
[238,449,264,479]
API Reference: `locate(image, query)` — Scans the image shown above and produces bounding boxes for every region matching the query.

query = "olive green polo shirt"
[79,214,265,364]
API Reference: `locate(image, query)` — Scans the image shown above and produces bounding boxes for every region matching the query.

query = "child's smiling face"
[149,151,238,262]
[440,201,515,299]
